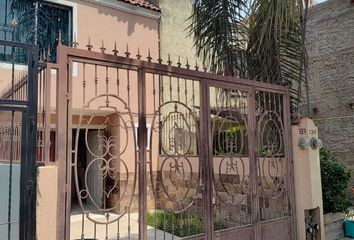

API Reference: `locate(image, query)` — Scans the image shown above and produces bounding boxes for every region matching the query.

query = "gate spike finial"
[147,49,152,62]
[125,44,130,58]
[203,63,207,72]
[186,58,190,69]
[136,48,141,60]
[100,39,106,53]
[157,52,162,64]
[112,42,118,55]
[167,54,172,65]
[195,60,199,71]
[177,56,181,67]
[73,33,79,48]
[86,36,93,51]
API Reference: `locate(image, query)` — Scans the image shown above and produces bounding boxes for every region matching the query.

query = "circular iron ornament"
[217,156,248,206]
[212,111,249,206]
[74,94,137,225]
[160,105,193,157]
[257,110,286,199]
[149,101,200,213]
[160,156,194,203]
[84,114,129,159]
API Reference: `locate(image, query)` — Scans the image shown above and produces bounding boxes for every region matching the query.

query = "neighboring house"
[306,0,354,201]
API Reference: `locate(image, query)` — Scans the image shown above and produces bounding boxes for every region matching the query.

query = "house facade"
[306,0,354,202]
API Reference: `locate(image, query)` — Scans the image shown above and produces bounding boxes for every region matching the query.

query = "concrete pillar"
[36,166,58,240]
[292,117,325,240]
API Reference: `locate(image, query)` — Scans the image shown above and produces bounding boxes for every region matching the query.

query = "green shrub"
[320,148,351,214]
[147,210,226,237]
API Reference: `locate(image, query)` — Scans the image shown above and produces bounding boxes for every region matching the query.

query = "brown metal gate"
[45,41,295,240]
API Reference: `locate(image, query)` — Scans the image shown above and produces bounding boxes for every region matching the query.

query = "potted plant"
[345,211,354,237]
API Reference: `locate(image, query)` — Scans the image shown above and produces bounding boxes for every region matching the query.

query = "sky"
[316,0,327,3]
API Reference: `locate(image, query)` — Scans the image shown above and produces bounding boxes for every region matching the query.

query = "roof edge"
[84,0,161,20]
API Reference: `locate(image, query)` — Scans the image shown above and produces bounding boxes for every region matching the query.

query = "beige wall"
[159,0,199,64]
[37,166,58,240]
[76,0,159,58]
[57,0,159,111]
[292,118,325,240]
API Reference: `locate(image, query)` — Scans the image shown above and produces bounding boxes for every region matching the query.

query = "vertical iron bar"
[94,223,97,239]
[249,87,260,240]
[7,38,16,240]
[66,59,73,240]
[127,70,131,107]
[81,213,85,239]
[283,91,297,240]
[117,218,120,240]
[116,68,120,96]
[200,80,213,240]
[83,63,86,104]
[138,67,147,240]
[44,66,51,163]
[7,112,14,240]
[169,76,172,101]
[55,43,69,240]
[21,43,38,240]
[105,66,109,106]
[95,65,98,96]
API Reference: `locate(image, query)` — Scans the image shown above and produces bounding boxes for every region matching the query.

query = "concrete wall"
[292,118,325,240]
[306,0,354,201]
[324,212,345,240]
[159,0,199,64]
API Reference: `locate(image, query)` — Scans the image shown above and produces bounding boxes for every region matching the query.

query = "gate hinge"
[64,184,68,193]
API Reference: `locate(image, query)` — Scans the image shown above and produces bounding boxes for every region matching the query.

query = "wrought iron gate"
[0,40,38,240]
[50,40,295,240]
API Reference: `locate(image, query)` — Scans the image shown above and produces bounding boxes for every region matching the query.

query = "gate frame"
[53,42,297,240]
[0,39,38,240]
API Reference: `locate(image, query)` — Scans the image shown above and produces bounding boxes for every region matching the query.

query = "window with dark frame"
[0,0,72,63]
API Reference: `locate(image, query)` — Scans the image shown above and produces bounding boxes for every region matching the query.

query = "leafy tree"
[320,148,351,214]
[189,0,312,116]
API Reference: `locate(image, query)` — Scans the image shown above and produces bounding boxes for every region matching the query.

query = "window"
[0,0,72,63]
[36,1,72,62]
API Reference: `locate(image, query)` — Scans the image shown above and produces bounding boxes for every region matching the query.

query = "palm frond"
[188,0,250,77]
[248,0,306,116]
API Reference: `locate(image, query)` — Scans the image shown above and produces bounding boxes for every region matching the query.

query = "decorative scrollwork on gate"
[150,101,200,213]
[257,110,286,199]
[74,94,137,225]
[211,91,249,207]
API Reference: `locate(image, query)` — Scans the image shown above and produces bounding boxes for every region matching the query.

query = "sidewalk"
[70,211,178,240]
